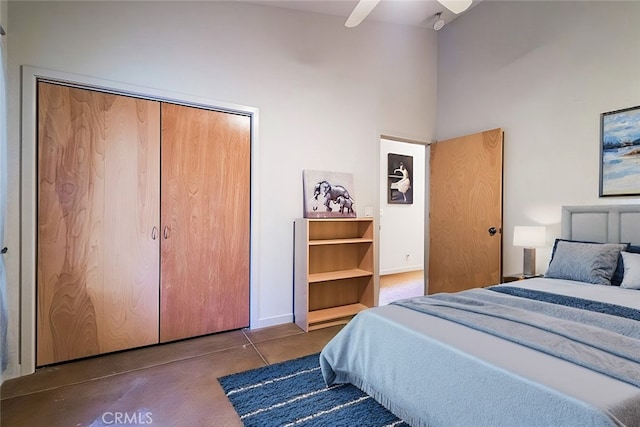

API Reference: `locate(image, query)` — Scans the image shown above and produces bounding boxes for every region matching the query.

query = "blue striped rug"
[218,353,408,427]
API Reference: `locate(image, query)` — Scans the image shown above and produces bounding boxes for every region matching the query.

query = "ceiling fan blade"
[437,0,472,14]
[345,0,381,28]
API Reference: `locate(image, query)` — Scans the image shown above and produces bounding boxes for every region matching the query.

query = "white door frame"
[20,66,260,375]
[377,134,430,296]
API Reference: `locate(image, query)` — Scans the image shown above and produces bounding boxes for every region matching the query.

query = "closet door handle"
[163,226,169,239]
[151,226,158,240]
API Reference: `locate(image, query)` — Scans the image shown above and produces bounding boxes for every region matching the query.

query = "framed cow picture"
[302,170,356,218]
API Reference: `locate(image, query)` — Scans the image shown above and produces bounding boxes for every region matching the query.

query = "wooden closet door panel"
[101,92,161,351]
[160,103,250,342]
[37,82,160,366]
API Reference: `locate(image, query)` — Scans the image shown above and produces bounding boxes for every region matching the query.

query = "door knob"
[488,227,497,236]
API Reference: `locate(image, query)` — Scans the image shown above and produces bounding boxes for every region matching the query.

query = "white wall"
[4,1,437,378]
[436,1,640,276]
[379,139,425,275]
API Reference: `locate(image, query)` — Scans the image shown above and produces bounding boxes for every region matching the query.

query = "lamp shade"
[513,226,546,247]
[437,0,472,14]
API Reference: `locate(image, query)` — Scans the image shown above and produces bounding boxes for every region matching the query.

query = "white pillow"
[620,251,640,289]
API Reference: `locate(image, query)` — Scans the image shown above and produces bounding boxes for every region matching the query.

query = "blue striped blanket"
[490,285,640,321]
[393,286,640,388]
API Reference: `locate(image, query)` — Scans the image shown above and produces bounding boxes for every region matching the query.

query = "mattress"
[319,278,640,427]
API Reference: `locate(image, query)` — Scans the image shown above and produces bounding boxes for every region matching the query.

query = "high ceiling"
[243,0,481,29]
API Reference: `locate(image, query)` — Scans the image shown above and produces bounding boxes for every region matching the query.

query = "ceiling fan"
[345,0,473,28]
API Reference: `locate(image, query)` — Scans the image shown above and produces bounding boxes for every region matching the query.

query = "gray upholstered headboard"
[561,205,640,245]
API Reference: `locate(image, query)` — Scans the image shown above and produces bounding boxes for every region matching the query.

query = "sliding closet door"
[160,103,250,342]
[37,83,160,366]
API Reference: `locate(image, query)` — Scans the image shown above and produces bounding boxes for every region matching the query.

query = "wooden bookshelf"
[294,218,375,332]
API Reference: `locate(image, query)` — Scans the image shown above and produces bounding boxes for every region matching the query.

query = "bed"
[319,205,640,427]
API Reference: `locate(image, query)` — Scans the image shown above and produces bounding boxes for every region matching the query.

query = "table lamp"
[513,226,546,276]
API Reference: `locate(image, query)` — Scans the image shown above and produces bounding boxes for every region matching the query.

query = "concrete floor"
[1,323,342,427]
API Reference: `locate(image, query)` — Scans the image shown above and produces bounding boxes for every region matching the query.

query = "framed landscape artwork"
[387,153,413,204]
[600,105,640,197]
[302,170,356,218]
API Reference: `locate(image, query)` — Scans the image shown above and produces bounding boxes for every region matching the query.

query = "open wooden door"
[428,128,503,294]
